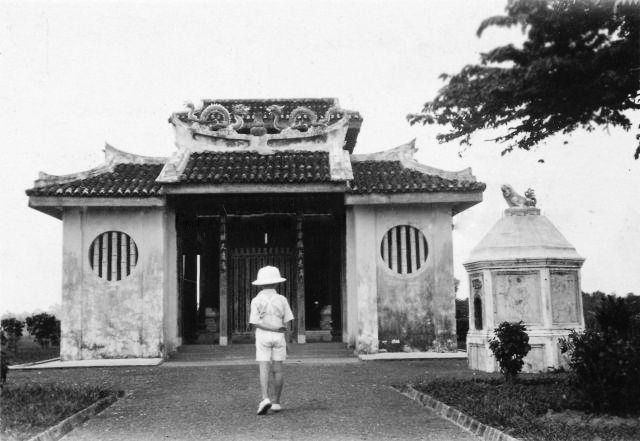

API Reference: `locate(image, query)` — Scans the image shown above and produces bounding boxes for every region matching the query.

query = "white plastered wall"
[60,206,178,360]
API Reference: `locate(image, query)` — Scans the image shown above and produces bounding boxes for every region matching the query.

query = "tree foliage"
[0,318,24,345]
[408,0,640,159]
[25,313,60,348]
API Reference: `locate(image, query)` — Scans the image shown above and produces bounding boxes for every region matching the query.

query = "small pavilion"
[464,188,585,372]
[26,98,485,360]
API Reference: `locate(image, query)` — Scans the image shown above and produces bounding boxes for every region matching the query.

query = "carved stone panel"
[523,344,546,372]
[492,271,541,325]
[550,270,579,324]
[468,343,484,370]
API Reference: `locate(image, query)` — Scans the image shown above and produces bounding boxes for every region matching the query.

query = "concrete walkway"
[24,359,477,440]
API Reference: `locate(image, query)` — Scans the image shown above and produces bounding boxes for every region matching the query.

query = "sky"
[2,0,639,315]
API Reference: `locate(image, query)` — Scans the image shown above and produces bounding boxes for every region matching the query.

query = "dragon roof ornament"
[171,98,362,141]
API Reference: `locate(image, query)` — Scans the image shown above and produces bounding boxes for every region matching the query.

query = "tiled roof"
[26,163,165,197]
[179,151,332,184]
[347,160,486,194]
[27,153,485,198]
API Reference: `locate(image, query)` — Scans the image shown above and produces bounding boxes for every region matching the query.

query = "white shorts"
[255,328,287,362]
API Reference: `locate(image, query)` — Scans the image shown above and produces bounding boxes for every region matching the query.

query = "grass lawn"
[411,374,640,441]
[1,339,114,441]
[3,337,59,365]
[0,383,117,441]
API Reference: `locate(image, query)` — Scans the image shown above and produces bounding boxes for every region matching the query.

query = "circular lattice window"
[88,231,138,281]
[380,225,428,275]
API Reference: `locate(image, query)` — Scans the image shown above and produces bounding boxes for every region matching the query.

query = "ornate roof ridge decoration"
[169,98,362,143]
[160,105,355,183]
[33,143,167,189]
[351,139,477,182]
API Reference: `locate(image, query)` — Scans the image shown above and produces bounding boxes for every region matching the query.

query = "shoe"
[271,403,282,412]
[257,398,271,415]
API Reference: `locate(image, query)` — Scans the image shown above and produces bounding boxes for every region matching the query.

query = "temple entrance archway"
[173,194,344,346]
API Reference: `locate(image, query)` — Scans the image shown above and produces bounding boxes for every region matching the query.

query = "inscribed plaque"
[550,271,579,324]
[492,271,541,324]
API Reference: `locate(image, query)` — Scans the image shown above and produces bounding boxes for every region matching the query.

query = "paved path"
[20,359,478,440]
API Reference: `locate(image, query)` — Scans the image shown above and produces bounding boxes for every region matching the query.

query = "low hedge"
[412,375,640,441]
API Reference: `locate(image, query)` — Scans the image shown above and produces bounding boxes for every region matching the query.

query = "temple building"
[26,98,485,360]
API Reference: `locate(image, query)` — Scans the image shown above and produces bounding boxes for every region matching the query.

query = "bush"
[25,313,60,348]
[1,318,25,360]
[562,330,640,414]
[489,321,531,383]
[562,295,640,414]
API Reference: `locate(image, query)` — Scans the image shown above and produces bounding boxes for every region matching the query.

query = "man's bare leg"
[271,361,284,404]
[258,361,271,400]
[268,364,276,400]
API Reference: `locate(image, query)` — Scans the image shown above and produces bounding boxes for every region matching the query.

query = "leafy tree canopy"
[408,0,640,159]
[25,313,60,348]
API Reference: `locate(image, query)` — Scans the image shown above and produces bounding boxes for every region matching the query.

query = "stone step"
[171,342,354,361]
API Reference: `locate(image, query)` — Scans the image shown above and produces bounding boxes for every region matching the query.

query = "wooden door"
[228,247,295,341]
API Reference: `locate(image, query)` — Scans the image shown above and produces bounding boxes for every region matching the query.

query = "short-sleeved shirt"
[249,289,294,330]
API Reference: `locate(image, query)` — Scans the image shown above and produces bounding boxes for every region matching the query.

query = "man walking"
[249,265,294,415]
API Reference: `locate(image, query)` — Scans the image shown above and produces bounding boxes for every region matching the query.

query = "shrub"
[562,329,640,414]
[1,318,24,355]
[594,295,634,337]
[489,321,531,383]
[561,295,640,414]
[25,313,60,348]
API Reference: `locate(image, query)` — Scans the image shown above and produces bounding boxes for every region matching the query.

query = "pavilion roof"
[26,163,165,198]
[179,151,332,184]
[26,146,485,198]
[348,160,486,194]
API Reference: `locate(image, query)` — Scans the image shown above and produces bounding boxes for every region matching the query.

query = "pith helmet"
[252,266,286,286]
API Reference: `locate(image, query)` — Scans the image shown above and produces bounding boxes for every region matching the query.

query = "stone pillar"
[353,206,378,353]
[296,213,306,344]
[218,214,228,346]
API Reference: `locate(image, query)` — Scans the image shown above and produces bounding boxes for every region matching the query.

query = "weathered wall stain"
[61,207,172,360]
[375,205,457,352]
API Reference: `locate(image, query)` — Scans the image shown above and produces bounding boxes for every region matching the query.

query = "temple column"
[296,213,306,343]
[218,214,228,346]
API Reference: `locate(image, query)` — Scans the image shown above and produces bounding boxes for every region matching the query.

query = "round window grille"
[88,231,138,281]
[380,225,428,275]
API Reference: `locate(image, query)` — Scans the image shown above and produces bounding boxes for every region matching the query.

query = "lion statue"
[501,184,537,207]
